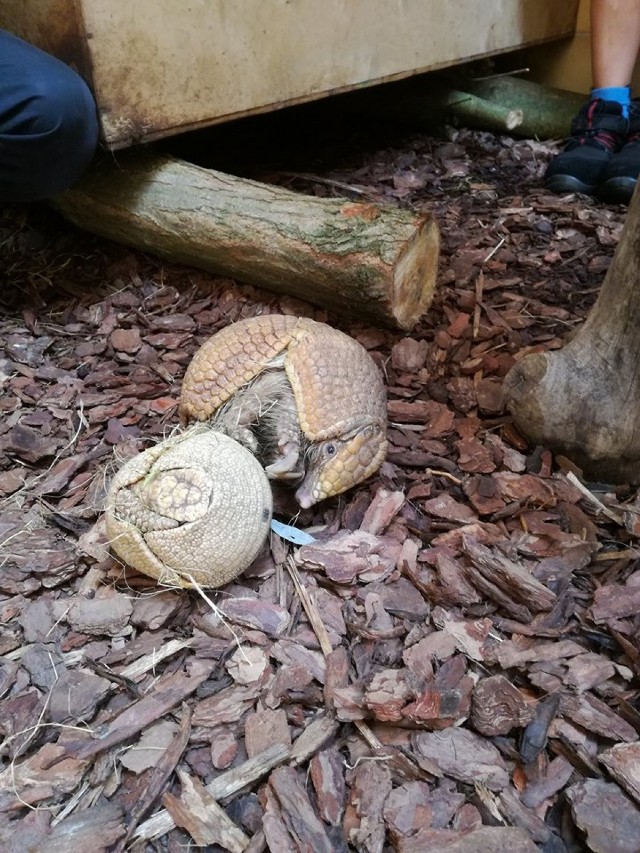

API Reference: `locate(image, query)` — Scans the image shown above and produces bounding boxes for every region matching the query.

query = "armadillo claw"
[105,430,273,588]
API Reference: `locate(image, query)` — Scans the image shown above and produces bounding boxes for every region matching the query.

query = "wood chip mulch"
[1,117,639,853]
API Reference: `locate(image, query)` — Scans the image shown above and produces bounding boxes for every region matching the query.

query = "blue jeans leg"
[0,29,99,203]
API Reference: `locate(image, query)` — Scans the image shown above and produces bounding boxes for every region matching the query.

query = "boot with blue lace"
[599,99,640,203]
[545,97,628,197]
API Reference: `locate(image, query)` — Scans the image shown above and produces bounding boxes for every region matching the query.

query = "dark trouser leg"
[0,29,99,203]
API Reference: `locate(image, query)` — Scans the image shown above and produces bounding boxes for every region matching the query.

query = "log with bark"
[349,82,524,135]
[52,150,440,330]
[462,76,585,140]
[503,183,640,484]
[345,74,585,140]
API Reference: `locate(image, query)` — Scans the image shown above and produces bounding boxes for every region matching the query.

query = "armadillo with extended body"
[179,314,388,507]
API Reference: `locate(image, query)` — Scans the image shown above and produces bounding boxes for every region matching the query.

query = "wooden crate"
[0,0,579,148]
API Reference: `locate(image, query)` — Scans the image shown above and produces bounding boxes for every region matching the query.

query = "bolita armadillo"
[179,314,388,507]
[105,429,273,588]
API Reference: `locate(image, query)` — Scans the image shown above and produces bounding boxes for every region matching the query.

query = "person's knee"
[26,71,99,182]
[0,65,99,202]
[27,71,98,142]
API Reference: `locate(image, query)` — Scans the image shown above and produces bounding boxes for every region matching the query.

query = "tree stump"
[52,151,440,330]
[503,184,640,483]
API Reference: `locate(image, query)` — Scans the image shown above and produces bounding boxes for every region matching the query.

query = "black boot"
[545,99,628,196]
[599,101,640,203]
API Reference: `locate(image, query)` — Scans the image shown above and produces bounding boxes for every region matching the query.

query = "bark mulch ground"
[1,110,639,853]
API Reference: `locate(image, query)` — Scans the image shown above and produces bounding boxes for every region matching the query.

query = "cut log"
[503,182,640,484]
[463,76,585,140]
[347,74,585,140]
[52,151,439,330]
[342,79,524,136]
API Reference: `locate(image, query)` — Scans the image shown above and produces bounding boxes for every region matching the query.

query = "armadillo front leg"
[211,370,303,480]
[262,383,303,481]
[210,371,288,454]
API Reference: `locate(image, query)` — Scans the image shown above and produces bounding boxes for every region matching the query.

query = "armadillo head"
[295,421,388,508]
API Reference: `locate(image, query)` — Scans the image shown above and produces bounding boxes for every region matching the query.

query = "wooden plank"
[0,0,579,148]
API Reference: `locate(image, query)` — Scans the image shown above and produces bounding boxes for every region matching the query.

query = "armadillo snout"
[295,425,388,508]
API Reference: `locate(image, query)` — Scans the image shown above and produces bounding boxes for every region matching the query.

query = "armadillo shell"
[178,314,387,439]
[105,430,272,588]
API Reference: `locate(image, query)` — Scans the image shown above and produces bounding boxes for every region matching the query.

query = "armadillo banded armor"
[179,314,388,507]
[105,430,273,588]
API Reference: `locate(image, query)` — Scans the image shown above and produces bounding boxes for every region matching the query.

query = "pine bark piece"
[347,762,393,853]
[439,615,493,661]
[498,787,554,845]
[192,682,265,727]
[382,780,434,841]
[520,693,561,765]
[600,743,640,806]
[405,554,482,609]
[64,657,215,759]
[492,638,585,670]
[386,826,539,853]
[521,756,575,810]
[135,743,292,841]
[561,651,616,692]
[414,728,509,792]
[402,680,473,728]
[245,709,292,758]
[220,598,291,637]
[503,182,640,484]
[561,692,638,743]
[290,712,340,766]
[310,748,346,826]
[471,675,535,736]
[359,489,406,535]
[461,561,533,622]
[211,728,238,770]
[53,151,440,331]
[0,744,86,812]
[39,803,125,853]
[364,668,420,722]
[567,779,640,853]
[298,530,395,586]
[263,785,298,853]
[462,536,556,612]
[243,830,268,853]
[268,765,334,853]
[591,579,640,622]
[163,770,250,852]
[324,646,350,707]
[117,706,192,847]
[48,670,111,724]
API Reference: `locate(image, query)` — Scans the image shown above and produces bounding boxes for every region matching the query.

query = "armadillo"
[179,314,388,507]
[105,429,273,588]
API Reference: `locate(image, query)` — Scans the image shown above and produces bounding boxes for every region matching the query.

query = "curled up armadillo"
[179,314,388,508]
[105,429,272,588]
[105,314,387,588]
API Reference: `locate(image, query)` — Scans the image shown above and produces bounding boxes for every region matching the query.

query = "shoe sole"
[598,176,637,204]
[544,175,598,196]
